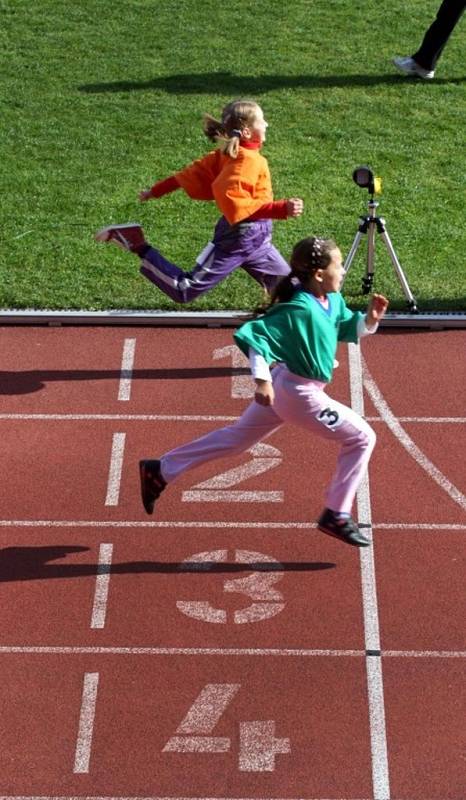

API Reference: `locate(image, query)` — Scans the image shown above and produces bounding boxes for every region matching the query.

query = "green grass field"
[1,0,465,312]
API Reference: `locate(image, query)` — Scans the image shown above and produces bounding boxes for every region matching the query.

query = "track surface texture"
[0,324,465,800]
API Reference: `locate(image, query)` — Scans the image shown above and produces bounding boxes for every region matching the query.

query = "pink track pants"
[160,363,376,514]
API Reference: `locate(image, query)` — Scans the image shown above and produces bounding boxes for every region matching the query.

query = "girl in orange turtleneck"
[95,99,303,303]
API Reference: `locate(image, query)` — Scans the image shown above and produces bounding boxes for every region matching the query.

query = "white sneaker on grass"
[392,56,435,80]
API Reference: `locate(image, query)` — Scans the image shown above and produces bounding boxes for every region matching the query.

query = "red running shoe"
[95,223,146,252]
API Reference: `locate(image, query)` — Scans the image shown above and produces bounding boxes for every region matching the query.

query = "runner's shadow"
[0,366,250,395]
[78,71,466,94]
[0,546,335,582]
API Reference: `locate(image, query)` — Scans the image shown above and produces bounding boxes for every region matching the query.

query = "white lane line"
[118,338,136,401]
[370,417,466,423]
[0,645,464,657]
[0,795,375,800]
[0,646,365,656]
[90,544,113,629]
[0,519,465,530]
[375,523,466,530]
[105,433,126,506]
[349,342,390,800]
[0,412,464,423]
[73,672,99,774]
[362,354,466,511]
[383,650,466,657]
[0,413,238,421]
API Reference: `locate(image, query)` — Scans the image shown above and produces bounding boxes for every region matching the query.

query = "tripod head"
[352,165,382,202]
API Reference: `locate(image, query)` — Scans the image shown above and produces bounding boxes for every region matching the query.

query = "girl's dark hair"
[203,99,262,158]
[255,236,338,315]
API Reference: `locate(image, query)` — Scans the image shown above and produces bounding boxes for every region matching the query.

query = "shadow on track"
[0,546,336,582]
[0,366,249,395]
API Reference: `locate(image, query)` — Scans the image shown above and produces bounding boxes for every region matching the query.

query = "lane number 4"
[163,683,290,772]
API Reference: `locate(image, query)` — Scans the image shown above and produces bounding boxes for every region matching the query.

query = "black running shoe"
[317,508,370,547]
[139,459,166,515]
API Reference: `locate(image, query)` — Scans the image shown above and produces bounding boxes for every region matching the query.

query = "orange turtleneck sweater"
[148,141,288,225]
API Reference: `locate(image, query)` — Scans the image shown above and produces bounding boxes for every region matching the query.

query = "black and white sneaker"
[317,508,370,547]
[392,56,434,79]
[139,459,166,515]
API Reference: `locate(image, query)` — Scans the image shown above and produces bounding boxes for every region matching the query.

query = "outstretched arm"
[247,197,304,220]
[139,175,180,202]
[365,293,389,330]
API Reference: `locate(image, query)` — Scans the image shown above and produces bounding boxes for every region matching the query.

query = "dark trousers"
[413,0,465,70]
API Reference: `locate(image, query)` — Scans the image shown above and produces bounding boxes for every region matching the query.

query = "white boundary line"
[0,645,463,658]
[0,413,464,423]
[0,645,466,660]
[0,414,238,422]
[104,433,126,506]
[118,338,136,402]
[0,795,375,800]
[90,544,113,629]
[73,672,99,774]
[0,519,465,530]
[362,355,466,512]
[1,307,465,326]
[349,343,390,800]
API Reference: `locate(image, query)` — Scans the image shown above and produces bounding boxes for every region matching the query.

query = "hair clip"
[309,237,325,265]
[231,129,242,138]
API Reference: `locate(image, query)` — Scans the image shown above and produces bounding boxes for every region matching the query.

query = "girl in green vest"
[139,236,388,547]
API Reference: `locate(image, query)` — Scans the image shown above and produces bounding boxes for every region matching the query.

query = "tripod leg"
[363,222,376,294]
[380,229,418,312]
[342,231,364,288]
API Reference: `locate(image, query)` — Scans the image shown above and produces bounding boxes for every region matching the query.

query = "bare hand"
[139,189,153,202]
[366,293,389,328]
[286,198,304,218]
[254,380,274,406]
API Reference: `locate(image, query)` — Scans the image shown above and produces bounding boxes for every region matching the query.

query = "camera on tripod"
[342,165,418,313]
[352,165,382,198]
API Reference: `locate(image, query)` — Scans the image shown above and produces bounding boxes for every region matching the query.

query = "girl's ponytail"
[270,273,297,305]
[254,273,296,316]
[203,113,241,158]
[203,113,225,141]
[203,99,262,159]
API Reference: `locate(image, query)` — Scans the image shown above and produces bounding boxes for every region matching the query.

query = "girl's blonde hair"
[203,99,262,158]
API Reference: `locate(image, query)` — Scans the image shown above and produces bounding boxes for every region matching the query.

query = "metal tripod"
[342,198,418,312]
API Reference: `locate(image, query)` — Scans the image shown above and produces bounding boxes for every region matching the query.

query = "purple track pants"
[139,217,290,303]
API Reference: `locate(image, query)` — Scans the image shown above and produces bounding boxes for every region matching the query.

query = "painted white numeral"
[163,684,290,772]
[177,548,285,625]
[239,720,291,772]
[213,344,254,398]
[163,684,240,753]
[182,442,283,503]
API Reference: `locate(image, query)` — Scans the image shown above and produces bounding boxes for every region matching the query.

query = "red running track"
[0,324,465,799]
